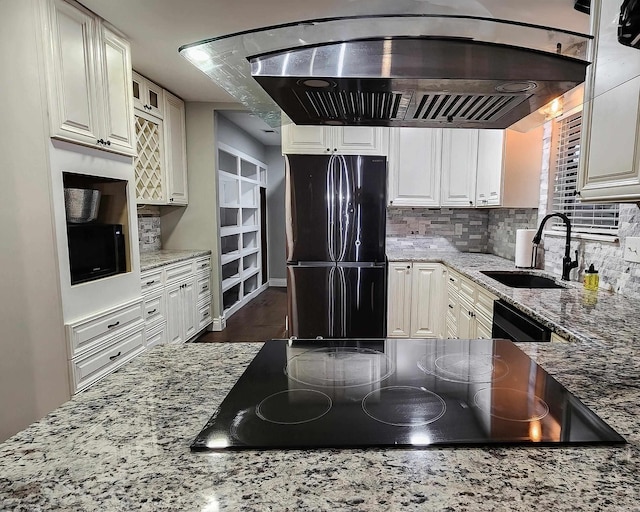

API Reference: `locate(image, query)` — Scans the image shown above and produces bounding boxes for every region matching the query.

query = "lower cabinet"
[66,297,145,393]
[446,268,496,340]
[141,254,212,347]
[387,262,445,338]
[166,278,197,344]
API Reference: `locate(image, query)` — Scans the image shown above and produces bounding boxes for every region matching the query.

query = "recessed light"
[495,81,538,93]
[299,79,334,88]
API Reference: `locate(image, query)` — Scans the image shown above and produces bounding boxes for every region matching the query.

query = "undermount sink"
[480,271,565,289]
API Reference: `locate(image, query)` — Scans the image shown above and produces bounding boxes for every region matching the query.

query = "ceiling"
[78,0,589,143]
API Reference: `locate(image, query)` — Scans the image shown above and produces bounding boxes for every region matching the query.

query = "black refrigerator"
[286,154,387,338]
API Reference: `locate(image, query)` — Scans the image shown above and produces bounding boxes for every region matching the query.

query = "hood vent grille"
[300,90,411,122]
[413,93,530,124]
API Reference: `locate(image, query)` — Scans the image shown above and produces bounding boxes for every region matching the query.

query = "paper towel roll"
[515,229,536,268]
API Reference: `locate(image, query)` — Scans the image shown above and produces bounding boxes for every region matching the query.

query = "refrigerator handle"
[338,266,347,337]
[337,155,351,262]
[327,154,336,262]
[328,266,336,337]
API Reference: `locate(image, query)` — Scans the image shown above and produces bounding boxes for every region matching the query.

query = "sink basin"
[480,271,565,289]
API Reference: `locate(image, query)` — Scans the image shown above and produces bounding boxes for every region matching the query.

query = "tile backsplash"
[137,205,161,253]
[487,208,539,260]
[386,208,489,252]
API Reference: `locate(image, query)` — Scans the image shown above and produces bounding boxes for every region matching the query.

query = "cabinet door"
[441,129,479,207]
[163,91,189,204]
[182,279,197,341]
[410,263,444,338]
[476,130,504,207]
[456,301,475,339]
[134,110,166,204]
[388,128,442,207]
[281,122,331,154]
[333,127,388,155]
[387,263,412,337]
[579,0,640,201]
[132,71,164,118]
[46,0,101,145]
[100,27,135,155]
[165,283,184,344]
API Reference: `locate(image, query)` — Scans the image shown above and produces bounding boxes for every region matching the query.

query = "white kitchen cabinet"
[281,119,388,155]
[166,278,196,344]
[440,129,479,207]
[132,71,164,119]
[387,263,413,337]
[387,128,442,207]
[579,0,640,201]
[475,130,505,207]
[446,268,496,339]
[133,73,188,205]
[163,91,189,204]
[65,297,145,393]
[387,262,445,338]
[44,0,135,156]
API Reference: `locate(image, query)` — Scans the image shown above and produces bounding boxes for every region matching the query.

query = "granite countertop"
[386,244,639,348]
[140,249,211,271]
[1,341,639,511]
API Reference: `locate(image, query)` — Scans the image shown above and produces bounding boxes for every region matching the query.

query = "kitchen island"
[1,338,639,511]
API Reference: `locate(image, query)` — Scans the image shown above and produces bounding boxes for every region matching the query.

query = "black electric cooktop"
[191,339,625,451]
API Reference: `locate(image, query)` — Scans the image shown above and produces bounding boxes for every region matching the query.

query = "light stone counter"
[386,244,639,348]
[0,341,638,511]
[140,249,211,271]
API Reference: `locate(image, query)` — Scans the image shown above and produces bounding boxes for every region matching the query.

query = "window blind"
[551,112,619,233]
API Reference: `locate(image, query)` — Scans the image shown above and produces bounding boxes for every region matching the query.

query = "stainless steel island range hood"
[250,37,589,129]
[180,14,592,130]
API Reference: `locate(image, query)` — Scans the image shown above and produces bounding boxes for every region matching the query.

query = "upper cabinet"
[579,0,640,201]
[388,126,542,208]
[281,119,388,155]
[44,0,135,156]
[133,73,188,205]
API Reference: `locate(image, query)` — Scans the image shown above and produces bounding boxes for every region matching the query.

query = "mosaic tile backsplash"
[137,206,161,253]
[386,207,489,252]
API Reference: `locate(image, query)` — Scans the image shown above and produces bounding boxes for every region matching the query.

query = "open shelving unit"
[217,142,268,318]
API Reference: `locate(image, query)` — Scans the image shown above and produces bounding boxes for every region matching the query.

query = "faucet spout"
[532,212,579,281]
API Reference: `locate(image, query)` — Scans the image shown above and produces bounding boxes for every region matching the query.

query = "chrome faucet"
[532,212,579,281]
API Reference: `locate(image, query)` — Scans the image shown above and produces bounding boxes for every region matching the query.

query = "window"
[551,111,619,233]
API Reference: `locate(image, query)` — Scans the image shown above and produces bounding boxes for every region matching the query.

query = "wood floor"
[195,287,287,343]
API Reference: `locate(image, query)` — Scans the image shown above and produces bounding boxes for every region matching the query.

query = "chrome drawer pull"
[107,321,120,329]
[109,351,121,360]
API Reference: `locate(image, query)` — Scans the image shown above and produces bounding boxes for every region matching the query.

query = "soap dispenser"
[584,264,599,291]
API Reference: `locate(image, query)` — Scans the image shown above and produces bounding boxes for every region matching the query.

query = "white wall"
[265,147,286,282]
[0,0,70,442]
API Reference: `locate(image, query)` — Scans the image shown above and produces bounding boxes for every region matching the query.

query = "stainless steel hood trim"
[250,38,589,129]
[179,14,591,129]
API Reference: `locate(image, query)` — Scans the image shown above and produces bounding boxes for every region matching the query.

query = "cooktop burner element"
[191,339,626,451]
[362,386,446,426]
[256,389,333,425]
[418,352,510,383]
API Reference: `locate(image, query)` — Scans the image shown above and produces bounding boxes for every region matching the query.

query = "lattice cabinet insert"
[218,142,268,318]
[134,112,164,202]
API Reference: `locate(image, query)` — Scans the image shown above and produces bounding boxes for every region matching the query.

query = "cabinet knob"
[170,198,174,202]
[448,304,454,309]
[96,138,104,145]
[106,140,111,146]
[469,200,473,205]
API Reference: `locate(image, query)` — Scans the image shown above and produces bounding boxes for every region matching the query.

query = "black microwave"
[67,223,126,284]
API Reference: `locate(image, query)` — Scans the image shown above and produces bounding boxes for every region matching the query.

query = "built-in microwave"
[67,223,126,285]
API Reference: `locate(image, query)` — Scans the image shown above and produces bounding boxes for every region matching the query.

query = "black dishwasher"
[492,300,551,342]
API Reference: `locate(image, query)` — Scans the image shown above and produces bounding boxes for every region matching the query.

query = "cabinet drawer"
[140,268,163,294]
[143,292,165,326]
[459,277,476,304]
[71,324,145,393]
[165,260,194,284]
[475,288,496,320]
[145,322,166,349]
[67,299,144,357]
[196,274,211,301]
[197,299,212,330]
[194,256,211,274]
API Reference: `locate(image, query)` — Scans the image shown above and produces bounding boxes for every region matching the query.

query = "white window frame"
[549,110,620,236]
